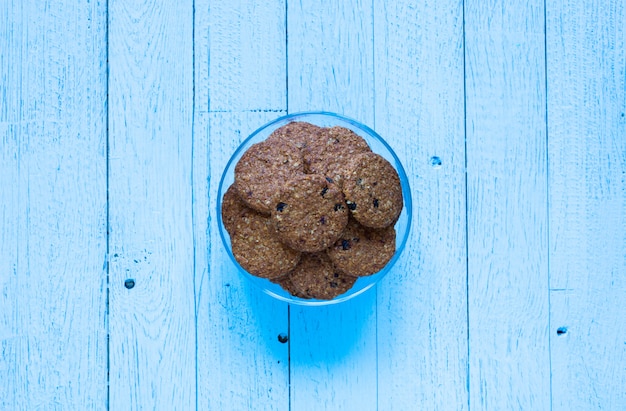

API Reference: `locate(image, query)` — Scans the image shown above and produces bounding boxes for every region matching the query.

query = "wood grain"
[551,290,626,410]
[196,0,290,409]
[287,1,378,410]
[287,0,374,119]
[373,0,469,409]
[107,0,195,409]
[464,0,551,409]
[0,0,108,409]
[206,0,286,112]
[547,0,626,408]
[2,1,625,409]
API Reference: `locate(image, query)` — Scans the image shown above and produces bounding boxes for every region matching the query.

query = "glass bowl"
[217,112,412,306]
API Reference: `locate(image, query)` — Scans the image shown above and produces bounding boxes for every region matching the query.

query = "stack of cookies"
[221,121,403,300]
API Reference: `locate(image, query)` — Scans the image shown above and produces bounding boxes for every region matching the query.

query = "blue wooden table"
[1,0,625,410]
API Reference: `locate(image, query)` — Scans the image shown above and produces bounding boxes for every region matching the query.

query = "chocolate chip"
[276,202,287,212]
[334,203,344,211]
[325,177,334,183]
[321,186,328,197]
[342,239,351,250]
[373,198,379,208]
[320,216,327,225]
[333,272,339,278]
[330,282,338,288]
[347,201,357,210]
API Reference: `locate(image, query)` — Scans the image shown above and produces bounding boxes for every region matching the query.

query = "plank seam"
[105,0,111,408]
[288,304,292,411]
[286,2,291,410]
[543,1,553,410]
[203,109,287,114]
[192,0,199,409]
[462,1,471,410]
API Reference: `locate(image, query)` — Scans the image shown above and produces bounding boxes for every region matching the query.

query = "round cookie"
[303,126,371,184]
[265,121,323,150]
[234,140,304,214]
[272,174,348,252]
[221,183,251,236]
[272,275,311,299]
[327,217,396,277]
[342,152,403,228]
[230,210,301,280]
[289,252,357,300]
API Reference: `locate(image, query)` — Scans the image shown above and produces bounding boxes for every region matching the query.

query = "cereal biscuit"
[230,210,301,280]
[303,126,371,184]
[221,183,250,236]
[272,275,311,299]
[342,152,403,228]
[272,174,348,252]
[289,252,356,300]
[265,121,323,150]
[234,140,304,214]
[327,217,396,277]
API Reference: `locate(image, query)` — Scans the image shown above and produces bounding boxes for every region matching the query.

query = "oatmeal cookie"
[342,152,403,228]
[221,183,251,236]
[271,174,348,252]
[327,217,396,276]
[265,121,323,150]
[234,140,304,214]
[230,210,301,279]
[303,126,371,184]
[289,252,356,300]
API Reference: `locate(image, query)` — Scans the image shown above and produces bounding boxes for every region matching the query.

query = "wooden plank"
[107,1,195,409]
[194,0,210,115]
[196,0,289,409]
[546,0,626,299]
[199,112,290,410]
[287,0,374,117]
[546,1,626,408]
[287,1,378,410]
[373,0,469,409]
[192,112,210,409]
[0,0,108,409]
[0,123,19,409]
[551,290,626,409]
[206,0,286,112]
[464,0,551,409]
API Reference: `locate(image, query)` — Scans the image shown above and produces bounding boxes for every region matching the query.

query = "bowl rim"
[216,111,413,306]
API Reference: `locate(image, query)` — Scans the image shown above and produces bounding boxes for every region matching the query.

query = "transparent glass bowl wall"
[217,112,413,306]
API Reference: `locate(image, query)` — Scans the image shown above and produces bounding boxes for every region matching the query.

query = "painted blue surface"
[1,0,625,410]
